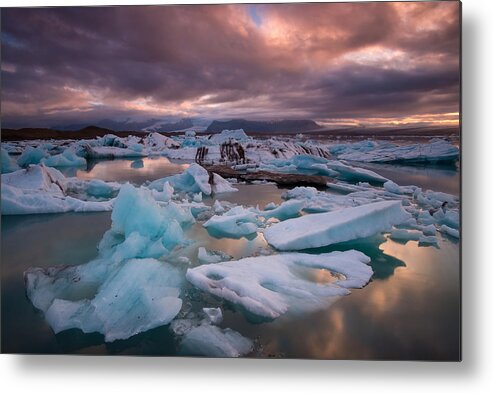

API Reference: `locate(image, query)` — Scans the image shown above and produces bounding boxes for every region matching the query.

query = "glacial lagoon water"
[1,157,460,359]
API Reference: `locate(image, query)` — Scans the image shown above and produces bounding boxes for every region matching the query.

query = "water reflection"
[354,162,460,195]
[1,158,460,359]
[58,157,190,185]
[223,236,459,360]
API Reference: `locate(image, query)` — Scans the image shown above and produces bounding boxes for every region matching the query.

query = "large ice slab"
[259,154,388,183]
[264,200,411,250]
[334,138,459,164]
[186,251,372,319]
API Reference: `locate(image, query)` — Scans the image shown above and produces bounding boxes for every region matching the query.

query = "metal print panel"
[0,1,461,360]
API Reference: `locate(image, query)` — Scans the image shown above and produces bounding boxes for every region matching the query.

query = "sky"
[1,2,461,129]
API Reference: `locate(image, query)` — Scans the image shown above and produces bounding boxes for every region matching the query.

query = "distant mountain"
[55,118,195,132]
[143,118,194,132]
[206,119,322,134]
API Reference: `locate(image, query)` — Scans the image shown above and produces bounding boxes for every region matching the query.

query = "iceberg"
[41,149,87,167]
[148,163,237,196]
[17,146,48,167]
[82,145,146,159]
[101,184,194,261]
[334,138,459,164]
[203,206,258,239]
[35,258,183,343]
[259,154,388,183]
[145,132,180,149]
[186,251,372,319]
[325,161,388,183]
[208,129,249,144]
[439,224,460,239]
[264,200,411,250]
[1,165,113,215]
[259,199,304,221]
[24,184,197,342]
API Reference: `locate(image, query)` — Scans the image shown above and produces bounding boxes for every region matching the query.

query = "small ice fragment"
[439,224,460,239]
[202,307,223,325]
[179,325,253,357]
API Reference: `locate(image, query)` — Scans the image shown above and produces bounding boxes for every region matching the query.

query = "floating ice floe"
[1,165,114,215]
[31,258,184,343]
[258,154,388,183]
[186,250,372,319]
[258,199,304,221]
[197,247,232,264]
[332,138,459,164]
[202,307,223,325]
[389,229,422,242]
[264,200,411,250]
[148,163,237,196]
[439,224,460,239]
[41,149,87,167]
[203,206,259,238]
[82,144,147,159]
[179,324,253,357]
[24,184,196,341]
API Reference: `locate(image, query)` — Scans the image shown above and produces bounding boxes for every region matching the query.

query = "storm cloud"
[1,2,460,128]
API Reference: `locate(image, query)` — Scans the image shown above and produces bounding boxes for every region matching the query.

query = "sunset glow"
[1,2,460,129]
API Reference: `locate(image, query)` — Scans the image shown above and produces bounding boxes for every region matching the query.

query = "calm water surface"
[1,157,460,359]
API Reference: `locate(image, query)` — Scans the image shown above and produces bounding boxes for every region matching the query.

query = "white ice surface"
[203,206,258,238]
[186,251,372,319]
[264,200,411,250]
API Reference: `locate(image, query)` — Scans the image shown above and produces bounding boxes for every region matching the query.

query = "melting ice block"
[203,206,258,238]
[24,184,196,341]
[179,325,253,357]
[149,163,237,196]
[186,251,372,319]
[264,200,411,250]
[259,199,304,221]
[27,258,183,342]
